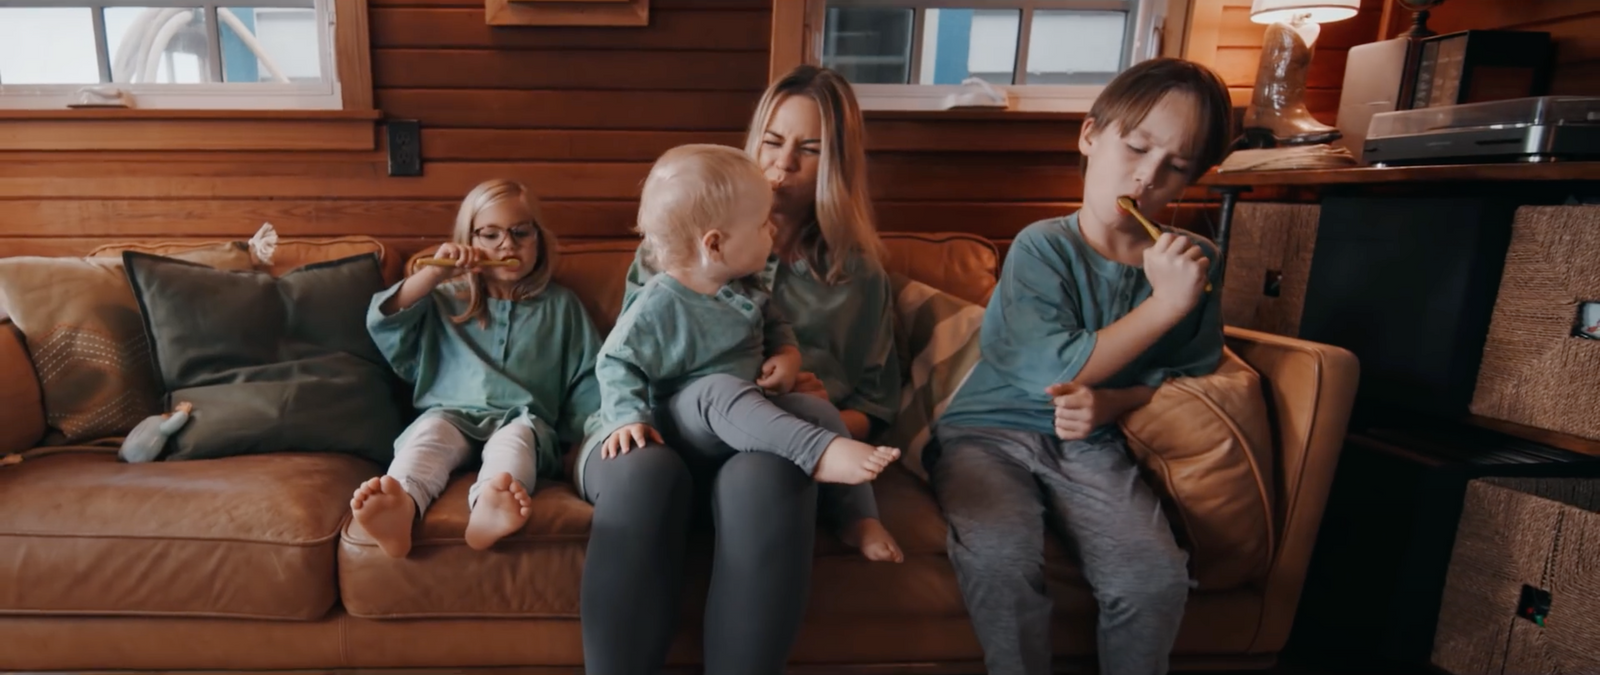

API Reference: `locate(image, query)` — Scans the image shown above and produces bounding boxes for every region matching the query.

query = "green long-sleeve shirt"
[367,279,602,476]
[938,212,1223,439]
[621,248,901,431]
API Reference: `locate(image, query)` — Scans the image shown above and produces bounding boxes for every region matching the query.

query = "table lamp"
[1239,0,1361,149]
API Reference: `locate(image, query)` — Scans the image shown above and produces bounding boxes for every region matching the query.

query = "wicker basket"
[1433,477,1600,675]
[1219,203,1320,337]
[1469,206,1600,441]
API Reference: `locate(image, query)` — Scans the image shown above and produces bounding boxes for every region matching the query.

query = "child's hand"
[793,371,830,402]
[425,243,483,282]
[1143,232,1210,318]
[757,348,801,395]
[1045,382,1111,441]
[603,423,662,458]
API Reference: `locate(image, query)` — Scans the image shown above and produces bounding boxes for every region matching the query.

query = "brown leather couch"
[0,233,1360,672]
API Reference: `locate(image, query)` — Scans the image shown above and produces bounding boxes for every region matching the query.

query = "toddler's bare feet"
[465,472,533,551]
[812,438,900,484]
[842,517,904,563]
[351,476,415,558]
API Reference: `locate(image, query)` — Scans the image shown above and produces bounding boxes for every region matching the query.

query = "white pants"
[386,417,538,515]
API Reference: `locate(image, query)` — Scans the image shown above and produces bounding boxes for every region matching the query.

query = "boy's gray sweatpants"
[662,373,879,526]
[929,424,1191,675]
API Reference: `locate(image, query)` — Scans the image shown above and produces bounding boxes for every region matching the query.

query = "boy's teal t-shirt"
[938,212,1224,438]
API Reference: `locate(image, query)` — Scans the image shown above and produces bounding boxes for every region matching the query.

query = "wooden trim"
[487,0,649,26]
[0,110,380,121]
[769,0,807,83]
[0,117,378,152]
[336,0,376,111]
[1201,161,1600,186]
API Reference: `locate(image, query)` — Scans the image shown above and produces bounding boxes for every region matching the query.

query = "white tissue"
[942,77,1011,110]
[249,222,279,266]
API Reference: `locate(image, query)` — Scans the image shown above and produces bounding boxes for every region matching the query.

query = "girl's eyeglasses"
[473,224,538,247]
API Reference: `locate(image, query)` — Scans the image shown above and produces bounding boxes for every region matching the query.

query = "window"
[0,0,344,109]
[796,0,1180,112]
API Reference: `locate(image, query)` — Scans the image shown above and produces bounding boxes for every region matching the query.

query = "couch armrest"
[1223,326,1359,654]
[0,321,45,454]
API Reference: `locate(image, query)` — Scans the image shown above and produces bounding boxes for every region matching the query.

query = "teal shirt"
[938,212,1224,438]
[622,248,901,431]
[591,273,797,437]
[367,279,603,476]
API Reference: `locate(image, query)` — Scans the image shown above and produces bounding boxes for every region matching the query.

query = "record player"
[1363,96,1600,167]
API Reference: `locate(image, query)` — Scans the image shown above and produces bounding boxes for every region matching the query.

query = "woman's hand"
[793,371,830,402]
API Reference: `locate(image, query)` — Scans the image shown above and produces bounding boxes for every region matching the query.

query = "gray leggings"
[929,424,1191,675]
[582,374,871,675]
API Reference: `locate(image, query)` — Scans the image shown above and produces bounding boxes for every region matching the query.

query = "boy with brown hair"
[930,57,1235,675]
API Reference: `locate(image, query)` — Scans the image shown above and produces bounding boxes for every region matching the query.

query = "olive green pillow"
[123,251,403,462]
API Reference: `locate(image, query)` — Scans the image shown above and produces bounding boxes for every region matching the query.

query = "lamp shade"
[1249,0,1359,24]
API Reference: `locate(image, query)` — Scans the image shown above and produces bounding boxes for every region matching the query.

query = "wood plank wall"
[0,0,1376,260]
[1383,0,1600,97]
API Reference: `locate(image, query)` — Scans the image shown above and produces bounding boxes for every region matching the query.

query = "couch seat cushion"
[0,451,374,620]
[338,474,593,619]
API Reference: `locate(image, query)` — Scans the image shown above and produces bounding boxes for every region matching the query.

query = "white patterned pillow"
[883,274,985,482]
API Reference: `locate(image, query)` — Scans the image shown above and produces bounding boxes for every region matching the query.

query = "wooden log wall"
[0,0,1377,260]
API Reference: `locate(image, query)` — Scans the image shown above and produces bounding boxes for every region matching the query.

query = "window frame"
[775,0,1192,113]
[0,0,369,111]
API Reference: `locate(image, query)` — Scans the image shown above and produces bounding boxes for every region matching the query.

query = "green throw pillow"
[123,251,403,462]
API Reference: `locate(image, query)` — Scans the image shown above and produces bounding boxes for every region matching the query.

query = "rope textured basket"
[1469,205,1600,441]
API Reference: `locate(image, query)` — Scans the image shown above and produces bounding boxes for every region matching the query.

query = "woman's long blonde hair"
[437,179,557,325]
[744,64,884,283]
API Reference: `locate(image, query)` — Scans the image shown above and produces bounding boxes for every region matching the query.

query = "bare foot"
[351,476,416,558]
[842,517,904,563]
[812,439,901,484]
[465,472,533,551]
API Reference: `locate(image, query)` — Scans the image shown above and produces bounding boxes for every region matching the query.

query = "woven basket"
[1469,205,1600,441]
[1219,203,1320,337]
[1432,477,1600,675]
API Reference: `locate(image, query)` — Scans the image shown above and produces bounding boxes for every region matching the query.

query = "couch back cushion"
[90,236,405,286]
[0,323,45,454]
[881,233,998,306]
[410,233,1000,335]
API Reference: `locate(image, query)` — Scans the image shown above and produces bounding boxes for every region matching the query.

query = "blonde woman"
[578,66,902,675]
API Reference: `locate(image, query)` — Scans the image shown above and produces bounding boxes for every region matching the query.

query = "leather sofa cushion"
[339,476,593,619]
[1119,348,1277,590]
[0,451,375,620]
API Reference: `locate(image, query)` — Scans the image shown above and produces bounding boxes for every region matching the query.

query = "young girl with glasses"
[350,178,603,558]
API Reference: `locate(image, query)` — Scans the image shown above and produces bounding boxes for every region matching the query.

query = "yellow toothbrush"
[1117,195,1211,293]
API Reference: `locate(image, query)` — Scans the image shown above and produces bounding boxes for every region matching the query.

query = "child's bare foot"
[842,517,904,563]
[351,476,415,558]
[465,472,533,551]
[812,439,900,484]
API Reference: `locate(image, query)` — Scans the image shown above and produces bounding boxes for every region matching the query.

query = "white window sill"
[851,83,1105,113]
[0,84,345,111]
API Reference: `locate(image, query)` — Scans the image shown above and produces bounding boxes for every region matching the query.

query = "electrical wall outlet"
[386,120,422,177]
